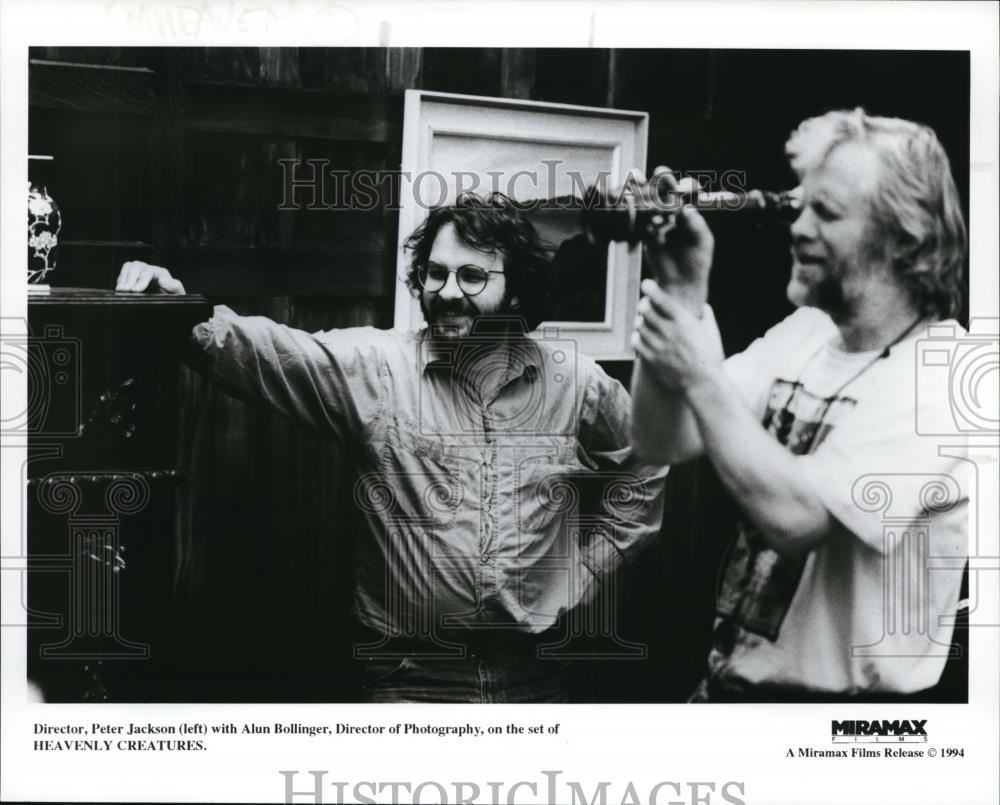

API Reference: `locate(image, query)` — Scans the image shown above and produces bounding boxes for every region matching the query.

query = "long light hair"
[786,109,966,319]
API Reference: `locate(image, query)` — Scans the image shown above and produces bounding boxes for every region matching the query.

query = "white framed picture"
[393,89,648,361]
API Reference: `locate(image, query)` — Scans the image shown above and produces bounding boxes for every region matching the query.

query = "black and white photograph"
[2,1,998,804]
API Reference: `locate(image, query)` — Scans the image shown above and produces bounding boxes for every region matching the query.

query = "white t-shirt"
[709,306,968,694]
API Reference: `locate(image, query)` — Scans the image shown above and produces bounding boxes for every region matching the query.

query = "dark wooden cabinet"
[26,289,210,702]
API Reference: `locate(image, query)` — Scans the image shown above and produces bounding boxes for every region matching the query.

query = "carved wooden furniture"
[27,288,211,702]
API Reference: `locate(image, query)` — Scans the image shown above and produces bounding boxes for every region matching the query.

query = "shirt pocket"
[359,422,463,529]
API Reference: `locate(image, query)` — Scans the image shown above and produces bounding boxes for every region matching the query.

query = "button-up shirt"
[192,307,666,637]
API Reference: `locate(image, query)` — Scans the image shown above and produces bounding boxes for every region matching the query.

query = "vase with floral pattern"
[28,178,61,285]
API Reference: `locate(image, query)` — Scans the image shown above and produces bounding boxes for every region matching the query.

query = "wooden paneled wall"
[29,47,969,701]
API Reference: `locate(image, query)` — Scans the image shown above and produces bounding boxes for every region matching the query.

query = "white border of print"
[1,2,997,805]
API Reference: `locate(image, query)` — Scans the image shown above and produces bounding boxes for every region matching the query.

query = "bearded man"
[630,110,969,701]
[118,192,666,703]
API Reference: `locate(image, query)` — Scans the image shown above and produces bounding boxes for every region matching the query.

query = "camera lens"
[580,183,800,243]
[581,185,648,245]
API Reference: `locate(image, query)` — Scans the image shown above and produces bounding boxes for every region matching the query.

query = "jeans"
[357,644,572,703]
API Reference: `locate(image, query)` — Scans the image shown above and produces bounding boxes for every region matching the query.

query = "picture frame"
[392,89,649,361]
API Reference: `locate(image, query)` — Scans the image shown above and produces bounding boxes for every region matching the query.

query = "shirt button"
[480,554,491,563]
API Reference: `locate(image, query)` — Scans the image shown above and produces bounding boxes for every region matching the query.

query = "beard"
[789,224,890,322]
[799,263,850,319]
[420,289,524,340]
[789,244,882,323]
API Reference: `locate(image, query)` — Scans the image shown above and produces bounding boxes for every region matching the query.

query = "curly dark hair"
[403,192,552,332]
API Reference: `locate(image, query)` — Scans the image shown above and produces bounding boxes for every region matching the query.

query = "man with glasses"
[116,192,666,703]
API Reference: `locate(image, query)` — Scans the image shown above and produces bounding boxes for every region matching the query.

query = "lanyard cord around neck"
[802,313,926,401]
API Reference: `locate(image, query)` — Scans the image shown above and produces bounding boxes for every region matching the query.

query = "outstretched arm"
[114,261,378,440]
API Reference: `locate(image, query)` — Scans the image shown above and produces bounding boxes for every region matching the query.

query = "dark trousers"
[689,675,940,703]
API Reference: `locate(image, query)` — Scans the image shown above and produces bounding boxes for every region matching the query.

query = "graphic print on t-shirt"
[716,379,857,641]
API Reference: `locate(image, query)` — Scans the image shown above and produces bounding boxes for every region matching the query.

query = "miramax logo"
[831,720,928,743]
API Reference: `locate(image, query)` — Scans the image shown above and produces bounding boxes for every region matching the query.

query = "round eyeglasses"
[417,264,504,296]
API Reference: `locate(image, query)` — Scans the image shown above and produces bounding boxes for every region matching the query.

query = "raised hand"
[642,166,715,314]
